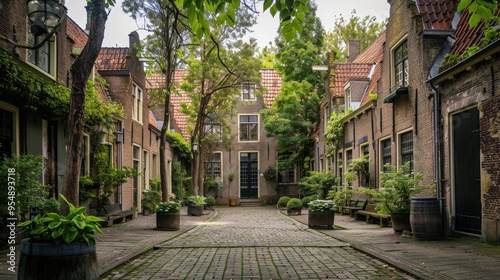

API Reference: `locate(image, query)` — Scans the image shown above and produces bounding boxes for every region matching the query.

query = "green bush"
[39,198,60,215]
[204,196,216,206]
[300,195,316,207]
[286,198,303,210]
[298,171,334,199]
[142,190,161,212]
[277,196,291,208]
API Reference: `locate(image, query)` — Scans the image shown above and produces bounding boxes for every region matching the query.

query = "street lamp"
[27,0,67,36]
[192,142,199,152]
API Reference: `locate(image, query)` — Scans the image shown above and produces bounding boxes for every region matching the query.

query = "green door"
[452,107,481,234]
[240,152,258,198]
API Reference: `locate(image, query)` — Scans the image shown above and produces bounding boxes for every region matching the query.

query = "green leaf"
[476,5,493,20]
[215,2,225,14]
[469,14,482,27]
[48,221,62,229]
[59,194,75,213]
[264,0,273,11]
[457,0,472,12]
[86,216,105,222]
[51,228,64,238]
[74,218,86,229]
[62,226,78,244]
[18,220,33,228]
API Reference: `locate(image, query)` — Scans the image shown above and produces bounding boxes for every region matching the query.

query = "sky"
[65,0,390,49]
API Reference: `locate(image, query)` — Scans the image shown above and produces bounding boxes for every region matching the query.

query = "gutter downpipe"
[429,83,441,199]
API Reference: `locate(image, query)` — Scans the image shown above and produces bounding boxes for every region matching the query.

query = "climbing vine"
[325,106,351,154]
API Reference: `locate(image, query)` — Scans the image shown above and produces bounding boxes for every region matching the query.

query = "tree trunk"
[61,0,107,213]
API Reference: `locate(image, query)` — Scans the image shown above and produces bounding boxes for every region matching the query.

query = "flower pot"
[156,212,180,231]
[204,205,215,211]
[390,212,411,232]
[410,197,442,240]
[229,198,238,207]
[287,209,302,216]
[308,210,334,228]
[187,204,204,216]
[18,240,98,279]
[143,208,152,216]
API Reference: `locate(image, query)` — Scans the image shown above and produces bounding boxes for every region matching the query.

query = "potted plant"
[142,189,161,215]
[307,200,336,228]
[187,196,205,216]
[286,198,303,216]
[277,196,290,209]
[227,173,238,206]
[204,196,216,210]
[156,199,182,231]
[17,194,104,279]
[359,162,429,232]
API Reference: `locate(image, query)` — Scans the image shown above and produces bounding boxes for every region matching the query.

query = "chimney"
[347,40,360,62]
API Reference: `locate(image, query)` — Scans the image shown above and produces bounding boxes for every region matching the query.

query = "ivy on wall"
[0,50,123,128]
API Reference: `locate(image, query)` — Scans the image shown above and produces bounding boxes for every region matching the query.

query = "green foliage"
[156,201,182,213]
[149,178,162,192]
[187,196,206,205]
[326,186,354,209]
[358,163,430,214]
[277,196,291,208]
[204,196,216,206]
[172,160,189,200]
[457,0,498,27]
[322,10,386,61]
[167,131,192,163]
[84,79,124,130]
[325,107,351,153]
[345,155,369,187]
[263,167,277,181]
[0,155,49,219]
[142,190,161,212]
[369,93,378,101]
[300,195,316,207]
[19,194,104,245]
[203,178,218,193]
[262,80,320,168]
[38,199,61,215]
[307,200,336,212]
[286,198,303,210]
[298,171,334,199]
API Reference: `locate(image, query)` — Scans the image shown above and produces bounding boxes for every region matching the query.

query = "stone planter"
[156,212,180,231]
[18,240,99,279]
[187,204,204,216]
[390,212,411,232]
[308,210,334,228]
[287,209,302,216]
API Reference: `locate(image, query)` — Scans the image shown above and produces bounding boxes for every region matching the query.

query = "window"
[400,131,414,172]
[132,83,143,123]
[133,145,141,207]
[381,138,392,172]
[393,40,408,90]
[241,82,256,101]
[360,144,370,187]
[239,115,259,141]
[205,152,222,178]
[345,86,352,111]
[143,150,150,190]
[27,33,55,75]
[204,122,222,141]
[152,153,158,179]
[337,152,343,185]
[0,103,19,158]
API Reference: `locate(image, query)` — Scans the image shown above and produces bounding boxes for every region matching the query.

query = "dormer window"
[241,82,256,101]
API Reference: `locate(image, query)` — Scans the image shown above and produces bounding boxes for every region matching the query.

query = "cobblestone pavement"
[101,207,414,279]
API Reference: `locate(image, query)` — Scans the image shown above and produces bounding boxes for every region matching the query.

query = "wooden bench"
[341,199,358,215]
[343,200,368,218]
[355,203,390,227]
[99,204,136,227]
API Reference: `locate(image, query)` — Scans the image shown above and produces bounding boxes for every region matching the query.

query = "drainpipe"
[429,83,441,199]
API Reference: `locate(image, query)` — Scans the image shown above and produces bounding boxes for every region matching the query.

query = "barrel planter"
[187,204,204,216]
[410,197,442,241]
[229,198,238,207]
[308,210,334,228]
[390,212,411,232]
[156,212,180,231]
[18,240,98,280]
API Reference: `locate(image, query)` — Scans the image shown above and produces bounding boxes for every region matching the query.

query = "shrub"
[308,200,337,212]
[142,190,161,213]
[277,196,291,208]
[205,196,216,206]
[286,198,303,210]
[301,195,316,207]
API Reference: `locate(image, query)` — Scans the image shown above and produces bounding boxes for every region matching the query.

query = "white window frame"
[132,83,143,123]
[345,84,352,111]
[27,32,57,77]
[143,150,150,190]
[132,144,142,208]
[391,38,409,91]
[238,114,259,142]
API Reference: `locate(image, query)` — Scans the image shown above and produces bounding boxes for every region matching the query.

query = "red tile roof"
[355,32,386,105]
[448,7,500,57]
[415,0,458,30]
[66,16,88,48]
[149,111,158,129]
[96,48,129,71]
[147,69,283,140]
[329,64,373,98]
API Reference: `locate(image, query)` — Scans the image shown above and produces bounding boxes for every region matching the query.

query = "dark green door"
[452,107,481,234]
[240,152,258,198]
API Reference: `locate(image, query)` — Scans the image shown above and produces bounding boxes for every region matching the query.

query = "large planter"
[187,204,204,216]
[390,212,411,232]
[229,198,238,207]
[410,197,442,241]
[18,240,98,280]
[156,212,180,231]
[308,210,334,228]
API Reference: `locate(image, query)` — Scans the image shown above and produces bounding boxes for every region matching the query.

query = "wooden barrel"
[308,210,335,228]
[410,197,442,241]
[18,240,98,279]
[156,212,180,231]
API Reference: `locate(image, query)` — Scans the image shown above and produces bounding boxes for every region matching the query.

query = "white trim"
[0,102,20,157]
[238,114,260,142]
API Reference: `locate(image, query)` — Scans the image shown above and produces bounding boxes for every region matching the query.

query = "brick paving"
[101,207,412,279]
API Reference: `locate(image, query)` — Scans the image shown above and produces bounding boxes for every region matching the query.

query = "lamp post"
[1,0,67,49]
